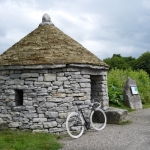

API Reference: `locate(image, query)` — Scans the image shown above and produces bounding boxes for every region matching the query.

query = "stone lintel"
[0,64,109,70]
[0,64,66,70]
[68,64,109,70]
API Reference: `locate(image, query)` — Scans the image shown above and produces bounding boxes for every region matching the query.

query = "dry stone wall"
[0,66,108,133]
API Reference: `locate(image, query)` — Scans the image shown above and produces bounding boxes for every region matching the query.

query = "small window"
[15,89,23,106]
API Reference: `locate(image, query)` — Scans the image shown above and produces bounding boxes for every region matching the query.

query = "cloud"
[0,0,149,59]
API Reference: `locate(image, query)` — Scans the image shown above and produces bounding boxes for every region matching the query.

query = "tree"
[103,54,131,70]
[123,56,136,69]
[134,51,150,75]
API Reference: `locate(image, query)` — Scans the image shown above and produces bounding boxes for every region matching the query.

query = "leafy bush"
[107,68,150,106]
[108,84,123,106]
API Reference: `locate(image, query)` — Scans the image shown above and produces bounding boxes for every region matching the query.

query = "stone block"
[57,73,64,77]
[24,93,37,98]
[57,77,67,81]
[65,89,73,94]
[63,97,74,103]
[24,81,33,85]
[71,83,80,89]
[0,76,9,80]
[29,69,48,74]
[32,129,48,133]
[59,112,68,119]
[38,76,44,81]
[45,111,58,118]
[50,128,65,133]
[30,124,43,129]
[59,103,71,107]
[25,78,37,81]
[56,118,65,124]
[1,70,9,75]
[0,80,5,84]
[44,73,56,81]
[81,88,91,92]
[47,87,52,92]
[33,118,47,122]
[14,79,24,85]
[0,118,4,123]
[80,68,107,75]
[39,114,44,118]
[24,100,33,106]
[10,74,21,79]
[105,107,128,124]
[34,82,51,87]
[78,96,88,101]
[43,102,57,108]
[80,83,91,88]
[76,79,90,83]
[19,124,30,129]
[12,117,22,122]
[36,96,46,102]
[64,84,71,88]
[12,106,26,112]
[5,89,15,94]
[47,98,62,103]
[23,113,38,119]
[9,122,22,128]
[53,93,66,98]
[71,74,82,79]
[43,121,57,128]
[83,75,90,78]
[21,73,39,79]
[7,101,14,107]
[53,81,63,86]
[58,89,65,93]
[64,81,70,84]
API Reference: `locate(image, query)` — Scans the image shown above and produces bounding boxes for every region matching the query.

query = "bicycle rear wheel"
[66,112,84,138]
[90,109,107,131]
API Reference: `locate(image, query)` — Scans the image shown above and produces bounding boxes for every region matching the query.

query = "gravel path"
[59,108,150,150]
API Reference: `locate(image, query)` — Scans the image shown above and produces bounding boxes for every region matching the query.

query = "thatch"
[0,23,108,67]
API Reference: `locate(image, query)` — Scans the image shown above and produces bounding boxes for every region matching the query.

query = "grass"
[0,129,62,150]
[143,103,150,109]
[110,102,150,111]
[119,120,132,125]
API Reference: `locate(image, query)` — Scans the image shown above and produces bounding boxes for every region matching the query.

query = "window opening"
[15,89,23,106]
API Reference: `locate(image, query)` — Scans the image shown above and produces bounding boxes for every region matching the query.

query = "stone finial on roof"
[39,13,53,26]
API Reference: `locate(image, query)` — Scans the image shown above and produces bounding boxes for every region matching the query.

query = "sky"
[0,0,150,60]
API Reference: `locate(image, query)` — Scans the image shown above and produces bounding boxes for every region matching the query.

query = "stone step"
[105,107,128,124]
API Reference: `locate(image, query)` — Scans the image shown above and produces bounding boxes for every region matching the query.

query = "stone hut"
[0,14,109,133]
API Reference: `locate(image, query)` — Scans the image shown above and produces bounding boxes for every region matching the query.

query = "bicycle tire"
[90,108,107,131]
[66,112,84,138]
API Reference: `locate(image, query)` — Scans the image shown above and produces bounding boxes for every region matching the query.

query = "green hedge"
[107,68,150,106]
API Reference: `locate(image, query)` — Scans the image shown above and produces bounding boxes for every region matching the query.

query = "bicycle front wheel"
[66,112,84,138]
[90,109,107,131]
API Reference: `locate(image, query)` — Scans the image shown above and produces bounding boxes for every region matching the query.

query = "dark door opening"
[91,75,102,102]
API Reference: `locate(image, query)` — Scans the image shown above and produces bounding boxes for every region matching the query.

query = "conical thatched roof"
[0,14,108,68]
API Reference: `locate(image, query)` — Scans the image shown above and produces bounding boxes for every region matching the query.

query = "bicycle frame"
[77,105,95,130]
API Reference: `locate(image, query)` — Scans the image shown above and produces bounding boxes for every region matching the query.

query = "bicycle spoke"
[66,112,84,138]
[90,109,107,131]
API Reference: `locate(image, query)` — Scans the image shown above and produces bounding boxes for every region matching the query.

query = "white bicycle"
[66,100,107,138]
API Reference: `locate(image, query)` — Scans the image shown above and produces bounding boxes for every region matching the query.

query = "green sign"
[131,86,138,95]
